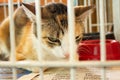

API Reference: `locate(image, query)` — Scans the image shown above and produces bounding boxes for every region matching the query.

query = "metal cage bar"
[103,0,107,32]
[67,0,76,80]
[99,0,106,80]
[59,0,62,3]
[44,0,47,5]
[1,61,120,68]
[52,0,55,2]
[88,0,92,33]
[96,0,100,32]
[3,0,7,19]
[84,0,88,33]
[35,0,43,62]
[35,0,44,79]
[8,0,16,80]
[17,0,21,7]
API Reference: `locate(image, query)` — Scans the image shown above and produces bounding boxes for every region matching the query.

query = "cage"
[0,0,120,80]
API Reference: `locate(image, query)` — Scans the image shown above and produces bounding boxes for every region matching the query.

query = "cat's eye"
[76,36,79,39]
[76,36,80,40]
[75,36,81,42]
[48,37,60,43]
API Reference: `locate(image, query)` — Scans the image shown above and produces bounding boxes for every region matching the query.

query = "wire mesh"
[0,0,120,80]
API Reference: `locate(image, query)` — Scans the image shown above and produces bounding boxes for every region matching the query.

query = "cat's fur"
[0,2,95,71]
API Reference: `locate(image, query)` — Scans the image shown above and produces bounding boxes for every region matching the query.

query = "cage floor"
[18,67,120,80]
[0,67,31,80]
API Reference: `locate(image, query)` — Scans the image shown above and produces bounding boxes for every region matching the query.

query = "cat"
[0,2,95,71]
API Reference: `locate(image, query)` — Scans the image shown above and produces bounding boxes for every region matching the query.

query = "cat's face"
[22,2,95,59]
[41,18,84,58]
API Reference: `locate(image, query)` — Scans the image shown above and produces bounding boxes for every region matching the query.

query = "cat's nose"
[64,53,69,58]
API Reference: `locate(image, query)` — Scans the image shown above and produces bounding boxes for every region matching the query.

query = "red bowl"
[77,39,120,60]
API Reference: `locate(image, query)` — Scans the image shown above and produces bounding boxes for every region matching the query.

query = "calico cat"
[0,2,95,71]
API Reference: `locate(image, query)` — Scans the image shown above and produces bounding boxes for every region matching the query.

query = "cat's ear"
[22,3,36,22]
[22,3,50,21]
[75,5,95,21]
